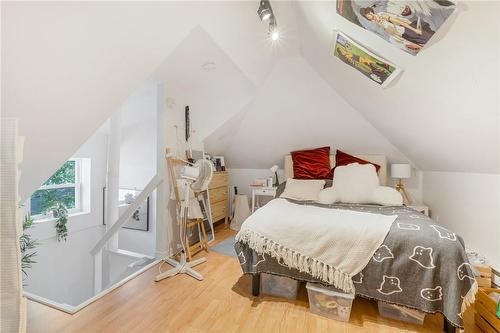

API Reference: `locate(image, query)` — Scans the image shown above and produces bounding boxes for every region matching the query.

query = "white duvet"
[236,198,397,292]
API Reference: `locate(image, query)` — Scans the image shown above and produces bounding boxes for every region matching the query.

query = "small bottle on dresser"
[267,177,274,187]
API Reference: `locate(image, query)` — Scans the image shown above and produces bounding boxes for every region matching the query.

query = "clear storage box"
[260,273,299,299]
[377,301,425,325]
[306,282,355,322]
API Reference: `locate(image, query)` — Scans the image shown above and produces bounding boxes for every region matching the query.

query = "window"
[30,159,82,219]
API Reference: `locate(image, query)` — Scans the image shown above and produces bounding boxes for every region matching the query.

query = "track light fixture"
[269,17,279,41]
[257,0,280,41]
[257,0,272,22]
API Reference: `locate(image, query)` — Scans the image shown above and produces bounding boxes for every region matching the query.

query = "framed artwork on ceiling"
[332,31,402,87]
[336,0,456,55]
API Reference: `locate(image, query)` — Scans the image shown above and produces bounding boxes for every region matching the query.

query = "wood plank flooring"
[27,227,481,332]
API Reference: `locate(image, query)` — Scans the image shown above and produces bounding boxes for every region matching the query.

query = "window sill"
[34,211,90,223]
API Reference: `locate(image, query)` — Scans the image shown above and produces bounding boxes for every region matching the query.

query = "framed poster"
[336,0,456,55]
[333,31,402,87]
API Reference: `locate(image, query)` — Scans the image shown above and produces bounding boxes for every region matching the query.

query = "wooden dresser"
[208,171,229,226]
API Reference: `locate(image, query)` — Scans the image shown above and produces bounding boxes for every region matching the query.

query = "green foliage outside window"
[43,160,75,185]
[31,188,75,216]
[30,161,77,216]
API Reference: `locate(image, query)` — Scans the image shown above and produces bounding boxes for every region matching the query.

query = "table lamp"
[269,165,279,187]
[391,164,412,205]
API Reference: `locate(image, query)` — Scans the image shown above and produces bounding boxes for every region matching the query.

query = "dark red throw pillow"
[291,146,331,179]
[333,150,381,175]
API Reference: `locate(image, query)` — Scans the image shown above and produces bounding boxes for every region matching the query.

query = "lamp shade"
[269,165,279,173]
[391,164,411,179]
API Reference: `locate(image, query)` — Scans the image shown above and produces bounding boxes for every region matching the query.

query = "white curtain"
[1,118,26,333]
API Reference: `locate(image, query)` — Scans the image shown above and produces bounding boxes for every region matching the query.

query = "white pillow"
[371,186,403,206]
[317,186,338,204]
[280,178,326,201]
[334,163,379,204]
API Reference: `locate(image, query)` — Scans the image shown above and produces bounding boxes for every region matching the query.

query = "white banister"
[91,174,163,256]
[105,110,122,251]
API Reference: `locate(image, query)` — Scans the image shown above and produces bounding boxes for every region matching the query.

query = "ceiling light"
[269,18,279,41]
[271,30,280,41]
[257,0,272,21]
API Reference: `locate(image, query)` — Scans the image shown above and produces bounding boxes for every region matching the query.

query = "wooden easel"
[167,152,209,261]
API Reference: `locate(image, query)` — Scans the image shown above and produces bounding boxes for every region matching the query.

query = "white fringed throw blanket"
[236,199,397,292]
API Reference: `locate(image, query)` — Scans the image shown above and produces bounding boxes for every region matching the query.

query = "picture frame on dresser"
[214,156,225,171]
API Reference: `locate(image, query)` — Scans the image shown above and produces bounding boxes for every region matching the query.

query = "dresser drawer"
[211,200,227,222]
[208,171,228,190]
[209,186,228,204]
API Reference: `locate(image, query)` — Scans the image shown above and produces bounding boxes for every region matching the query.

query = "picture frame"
[332,31,402,88]
[214,156,225,171]
[336,0,456,56]
[102,187,150,231]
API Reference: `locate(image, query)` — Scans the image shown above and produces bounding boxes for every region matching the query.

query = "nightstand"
[408,204,429,217]
[251,186,277,213]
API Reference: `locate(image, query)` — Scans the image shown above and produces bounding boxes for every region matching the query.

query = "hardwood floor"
[27,227,480,333]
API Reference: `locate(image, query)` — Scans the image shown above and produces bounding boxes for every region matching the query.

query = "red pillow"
[333,150,381,174]
[291,147,331,179]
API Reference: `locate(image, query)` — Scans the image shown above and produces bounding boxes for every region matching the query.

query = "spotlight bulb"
[271,30,280,41]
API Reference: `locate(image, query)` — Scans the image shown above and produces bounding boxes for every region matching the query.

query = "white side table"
[251,186,277,213]
[408,204,429,217]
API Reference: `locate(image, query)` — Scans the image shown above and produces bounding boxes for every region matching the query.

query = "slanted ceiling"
[204,56,409,168]
[2,2,498,201]
[207,0,499,173]
[1,1,299,199]
[294,1,500,174]
[151,27,258,142]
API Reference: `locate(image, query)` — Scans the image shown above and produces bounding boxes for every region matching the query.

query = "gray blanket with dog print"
[235,200,477,329]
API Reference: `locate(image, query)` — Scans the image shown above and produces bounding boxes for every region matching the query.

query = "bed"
[234,154,476,332]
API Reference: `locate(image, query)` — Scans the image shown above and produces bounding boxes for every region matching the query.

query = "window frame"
[30,158,82,221]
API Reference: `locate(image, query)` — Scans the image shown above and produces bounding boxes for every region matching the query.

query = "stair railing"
[90,174,163,256]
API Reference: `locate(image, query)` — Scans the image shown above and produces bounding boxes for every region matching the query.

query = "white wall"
[116,84,158,257]
[24,225,104,306]
[229,168,423,204]
[23,129,108,305]
[423,172,500,270]
[153,27,257,143]
[205,57,412,170]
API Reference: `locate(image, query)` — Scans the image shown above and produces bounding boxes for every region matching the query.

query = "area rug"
[210,236,236,257]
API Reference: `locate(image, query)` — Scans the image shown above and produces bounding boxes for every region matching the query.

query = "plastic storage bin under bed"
[377,301,426,325]
[260,273,299,300]
[306,282,355,322]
